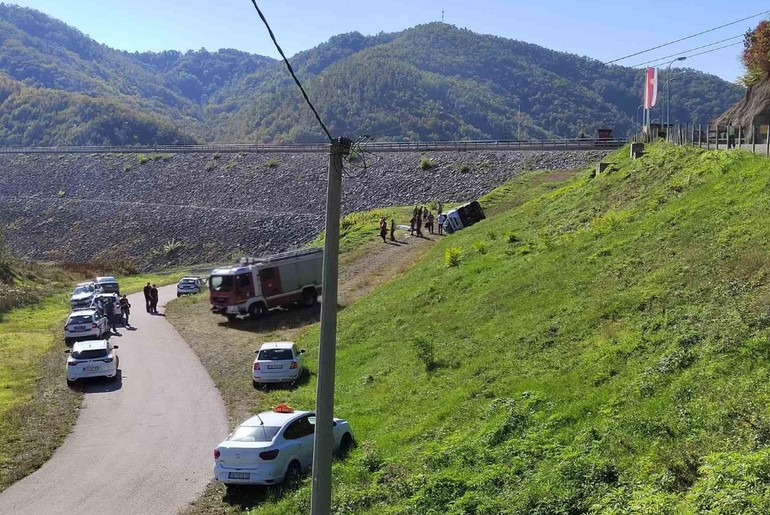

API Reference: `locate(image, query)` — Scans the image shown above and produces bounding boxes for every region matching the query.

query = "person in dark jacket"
[119,295,131,327]
[150,284,159,314]
[103,298,117,333]
[143,282,152,313]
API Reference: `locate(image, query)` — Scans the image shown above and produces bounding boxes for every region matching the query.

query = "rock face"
[712,78,770,128]
[0,150,608,268]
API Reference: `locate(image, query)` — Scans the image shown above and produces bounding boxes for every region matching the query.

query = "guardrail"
[0,139,625,155]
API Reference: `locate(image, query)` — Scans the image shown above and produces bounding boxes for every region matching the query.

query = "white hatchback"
[177,276,205,297]
[252,342,306,389]
[64,309,109,344]
[66,339,119,386]
[213,404,353,486]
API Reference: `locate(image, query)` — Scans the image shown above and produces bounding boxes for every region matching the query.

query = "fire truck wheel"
[248,303,265,320]
[226,313,238,322]
[302,289,317,307]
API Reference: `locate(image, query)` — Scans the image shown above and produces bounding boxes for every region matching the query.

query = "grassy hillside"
[209,144,770,514]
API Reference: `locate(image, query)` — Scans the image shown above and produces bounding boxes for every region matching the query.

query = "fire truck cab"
[209,248,323,321]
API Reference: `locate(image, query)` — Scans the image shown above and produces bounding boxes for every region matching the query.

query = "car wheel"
[252,380,259,390]
[177,293,181,298]
[226,314,238,322]
[64,338,73,345]
[301,289,317,308]
[248,302,265,321]
[66,378,76,388]
[284,460,301,485]
[336,433,354,458]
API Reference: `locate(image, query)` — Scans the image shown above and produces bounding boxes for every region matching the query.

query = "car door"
[94,312,106,334]
[282,415,315,469]
[293,344,304,373]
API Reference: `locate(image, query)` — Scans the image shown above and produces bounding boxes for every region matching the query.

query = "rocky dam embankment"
[0,150,608,268]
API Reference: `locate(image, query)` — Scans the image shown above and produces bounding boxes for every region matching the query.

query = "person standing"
[103,298,117,333]
[437,212,447,235]
[119,295,131,327]
[389,219,396,242]
[415,213,423,237]
[150,284,159,314]
[143,282,152,313]
[379,217,387,243]
[427,211,435,234]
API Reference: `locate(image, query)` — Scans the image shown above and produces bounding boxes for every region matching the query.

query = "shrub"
[123,164,132,172]
[410,336,438,372]
[419,157,434,170]
[162,238,184,256]
[472,241,488,254]
[457,163,470,173]
[444,246,462,267]
[267,159,278,169]
[56,190,65,198]
[488,231,497,241]
[506,231,520,244]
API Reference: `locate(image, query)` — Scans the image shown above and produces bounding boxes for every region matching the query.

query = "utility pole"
[310,137,351,515]
[517,104,522,140]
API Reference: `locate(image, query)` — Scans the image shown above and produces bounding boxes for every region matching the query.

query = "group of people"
[93,294,131,332]
[143,282,160,314]
[378,203,449,243]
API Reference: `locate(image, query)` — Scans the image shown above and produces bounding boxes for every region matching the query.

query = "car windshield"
[228,425,280,442]
[258,349,294,361]
[210,275,233,292]
[68,315,92,325]
[72,348,109,360]
[73,286,91,295]
[180,279,196,285]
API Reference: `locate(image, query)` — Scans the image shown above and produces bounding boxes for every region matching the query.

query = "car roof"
[75,282,95,287]
[71,339,109,352]
[70,309,97,316]
[95,276,117,282]
[258,341,296,350]
[94,292,118,297]
[241,410,312,427]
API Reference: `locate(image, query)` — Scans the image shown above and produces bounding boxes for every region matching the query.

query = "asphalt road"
[0,285,228,515]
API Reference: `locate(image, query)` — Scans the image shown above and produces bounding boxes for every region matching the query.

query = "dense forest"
[0,4,745,145]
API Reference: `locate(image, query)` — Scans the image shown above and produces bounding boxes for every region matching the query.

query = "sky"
[9,0,769,83]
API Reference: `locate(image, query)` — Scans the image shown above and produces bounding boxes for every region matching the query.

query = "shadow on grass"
[219,304,322,333]
[221,478,307,511]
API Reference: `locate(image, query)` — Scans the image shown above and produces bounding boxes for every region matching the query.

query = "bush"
[267,159,278,169]
[56,190,65,198]
[162,238,184,256]
[472,241,488,254]
[457,163,470,173]
[410,336,438,371]
[444,246,462,267]
[419,157,434,170]
[506,231,520,244]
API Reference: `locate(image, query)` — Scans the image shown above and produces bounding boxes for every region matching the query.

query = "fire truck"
[209,248,323,321]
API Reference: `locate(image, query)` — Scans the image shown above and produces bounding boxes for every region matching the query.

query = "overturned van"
[443,201,485,235]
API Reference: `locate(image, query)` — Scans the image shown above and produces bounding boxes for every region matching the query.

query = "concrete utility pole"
[310,137,351,515]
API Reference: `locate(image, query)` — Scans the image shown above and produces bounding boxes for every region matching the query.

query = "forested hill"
[0,4,745,145]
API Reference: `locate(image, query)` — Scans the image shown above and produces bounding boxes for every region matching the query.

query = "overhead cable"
[631,34,744,68]
[248,0,333,142]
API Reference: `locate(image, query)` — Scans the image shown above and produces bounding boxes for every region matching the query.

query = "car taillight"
[259,449,279,460]
[102,357,113,363]
[290,361,298,369]
[253,362,261,371]
[68,361,78,366]
[214,449,220,459]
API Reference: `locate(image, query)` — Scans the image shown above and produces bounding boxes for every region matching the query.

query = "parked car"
[64,309,109,344]
[66,339,119,386]
[70,282,102,310]
[177,276,205,297]
[213,404,353,486]
[90,292,122,324]
[95,276,120,295]
[252,342,306,389]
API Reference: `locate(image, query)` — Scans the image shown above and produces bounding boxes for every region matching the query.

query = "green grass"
[210,144,770,513]
[0,266,185,491]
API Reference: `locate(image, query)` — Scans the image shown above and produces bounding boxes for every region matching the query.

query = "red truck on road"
[209,248,323,321]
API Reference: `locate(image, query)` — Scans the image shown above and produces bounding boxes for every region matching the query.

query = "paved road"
[0,285,228,515]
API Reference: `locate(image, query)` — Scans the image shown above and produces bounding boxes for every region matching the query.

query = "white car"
[64,309,109,344]
[177,276,205,297]
[70,282,102,310]
[66,339,119,386]
[213,404,353,486]
[252,342,306,389]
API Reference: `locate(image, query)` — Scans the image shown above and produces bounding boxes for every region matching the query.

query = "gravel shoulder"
[0,286,228,515]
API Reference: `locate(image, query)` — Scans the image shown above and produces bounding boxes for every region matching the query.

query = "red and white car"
[213,404,353,486]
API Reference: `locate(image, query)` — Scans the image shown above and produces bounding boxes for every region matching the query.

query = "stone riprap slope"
[0,150,608,268]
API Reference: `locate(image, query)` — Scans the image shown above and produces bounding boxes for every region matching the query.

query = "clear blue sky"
[10,0,769,82]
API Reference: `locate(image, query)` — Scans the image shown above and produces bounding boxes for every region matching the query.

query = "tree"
[741,20,770,86]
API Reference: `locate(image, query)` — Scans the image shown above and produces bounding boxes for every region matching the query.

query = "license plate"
[228,472,250,479]
[72,326,87,332]
[84,366,99,372]
[267,364,283,369]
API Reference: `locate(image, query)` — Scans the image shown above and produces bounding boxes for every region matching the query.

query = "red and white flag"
[644,67,658,109]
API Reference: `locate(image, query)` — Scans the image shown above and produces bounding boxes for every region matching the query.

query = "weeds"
[444,246,462,267]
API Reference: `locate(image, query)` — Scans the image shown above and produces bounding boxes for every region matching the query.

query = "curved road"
[0,285,228,515]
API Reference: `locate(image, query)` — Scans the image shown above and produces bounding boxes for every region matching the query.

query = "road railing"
[0,138,625,155]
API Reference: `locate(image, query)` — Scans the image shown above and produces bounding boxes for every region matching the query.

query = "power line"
[631,34,744,68]
[605,9,768,66]
[645,41,744,69]
[248,1,333,142]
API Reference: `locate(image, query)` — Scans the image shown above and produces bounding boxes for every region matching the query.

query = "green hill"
[0,5,744,145]
[241,145,770,513]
